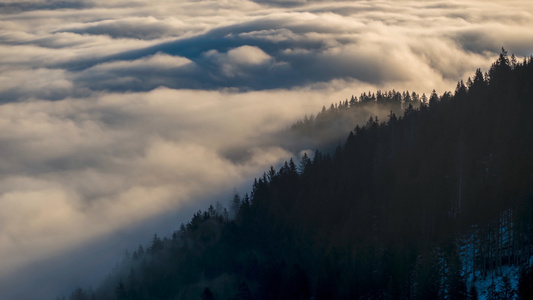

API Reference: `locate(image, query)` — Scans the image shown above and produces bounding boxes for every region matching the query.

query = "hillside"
[62,51,533,300]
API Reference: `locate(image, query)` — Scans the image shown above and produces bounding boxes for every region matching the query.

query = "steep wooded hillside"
[63,51,533,300]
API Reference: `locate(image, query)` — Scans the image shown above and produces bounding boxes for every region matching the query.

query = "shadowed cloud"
[0,1,92,13]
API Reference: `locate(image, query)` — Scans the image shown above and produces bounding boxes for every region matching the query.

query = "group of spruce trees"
[62,50,533,300]
[288,88,420,153]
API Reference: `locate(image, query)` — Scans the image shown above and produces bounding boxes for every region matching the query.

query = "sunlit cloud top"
[2,0,532,100]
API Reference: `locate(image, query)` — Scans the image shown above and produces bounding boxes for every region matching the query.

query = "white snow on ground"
[458,224,523,300]
[473,265,520,300]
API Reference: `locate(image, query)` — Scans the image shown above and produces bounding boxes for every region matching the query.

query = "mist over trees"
[285,89,422,153]
[62,51,533,299]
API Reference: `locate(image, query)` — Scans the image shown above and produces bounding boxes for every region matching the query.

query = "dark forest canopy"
[63,51,533,300]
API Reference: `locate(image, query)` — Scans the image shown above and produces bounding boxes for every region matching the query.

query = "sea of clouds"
[0,0,532,298]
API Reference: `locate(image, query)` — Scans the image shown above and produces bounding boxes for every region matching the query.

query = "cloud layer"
[0,87,347,299]
[1,0,533,299]
[3,0,533,100]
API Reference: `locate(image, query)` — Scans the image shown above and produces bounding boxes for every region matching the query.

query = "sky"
[0,0,533,299]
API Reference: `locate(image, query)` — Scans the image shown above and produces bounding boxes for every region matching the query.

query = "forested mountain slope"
[63,51,533,300]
